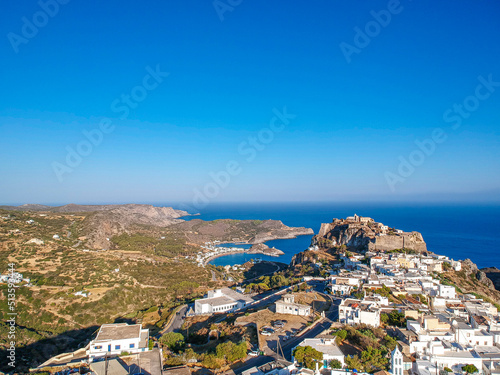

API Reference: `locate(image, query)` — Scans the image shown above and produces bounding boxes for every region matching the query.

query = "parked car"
[249,350,260,357]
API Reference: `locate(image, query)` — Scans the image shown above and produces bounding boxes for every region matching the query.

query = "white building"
[453,320,495,347]
[293,337,345,369]
[87,323,149,361]
[275,294,311,316]
[331,283,352,296]
[242,360,297,375]
[338,298,381,327]
[391,346,404,375]
[438,284,456,299]
[194,288,253,315]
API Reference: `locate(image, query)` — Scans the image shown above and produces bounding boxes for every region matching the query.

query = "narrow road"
[155,305,188,338]
[166,305,188,333]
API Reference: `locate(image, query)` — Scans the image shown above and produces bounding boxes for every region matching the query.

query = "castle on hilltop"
[346,213,374,224]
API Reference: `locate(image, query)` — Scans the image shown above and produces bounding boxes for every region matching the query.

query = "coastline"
[203,244,284,266]
[203,250,263,265]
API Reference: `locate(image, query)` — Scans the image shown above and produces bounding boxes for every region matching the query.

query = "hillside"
[80,204,188,249]
[0,209,211,371]
[0,205,314,371]
[436,259,500,307]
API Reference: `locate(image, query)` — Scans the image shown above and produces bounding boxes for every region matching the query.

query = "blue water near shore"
[177,202,500,269]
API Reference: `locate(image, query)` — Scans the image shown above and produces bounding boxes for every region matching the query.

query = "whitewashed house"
[87,323,149,361]
[275,294,311,316]
[194,288,253,315]
[438,284,456,299]
[338,298,380,327]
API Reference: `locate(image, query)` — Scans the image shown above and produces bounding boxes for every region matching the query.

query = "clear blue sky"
[1,0,499,205]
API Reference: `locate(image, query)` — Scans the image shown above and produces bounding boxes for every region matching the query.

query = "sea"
[171,202,500,269]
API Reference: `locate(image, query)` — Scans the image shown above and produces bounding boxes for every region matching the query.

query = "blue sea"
[174,202,500,269]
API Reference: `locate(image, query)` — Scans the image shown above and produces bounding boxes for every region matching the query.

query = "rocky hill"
[311,217,427,253]
[81,204,188,249]
[437,259,500,306]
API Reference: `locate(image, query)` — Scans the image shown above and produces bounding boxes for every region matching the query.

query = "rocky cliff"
[312,218,427,253]
[482,267,500,291]
[461,259,496,290]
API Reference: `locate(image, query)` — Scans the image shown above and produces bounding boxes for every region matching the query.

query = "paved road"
[154,305,188,338]
[167,305,188,333]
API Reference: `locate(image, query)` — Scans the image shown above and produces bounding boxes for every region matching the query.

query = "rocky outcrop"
[290,250,317,266]
[312,218,427,253]
[248,243,284,257]
[462,259,496,290]
[482,267,500,291]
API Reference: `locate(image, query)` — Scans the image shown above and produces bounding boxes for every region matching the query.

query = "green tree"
[345,355,363,371]
[335,329,347,342]
[381,313,389,324]
[360,346,388,372]
[160,332,185,351]
[382,310,407,327]
[462,364,478,375]
[382,335,397,351]
[293,346,323,370]
[329,359,342,369]
[271,274,286,288]
[444,367,453,373]
[216,341,247,363]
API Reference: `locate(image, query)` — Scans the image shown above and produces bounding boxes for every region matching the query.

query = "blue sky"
[1,0,499,205]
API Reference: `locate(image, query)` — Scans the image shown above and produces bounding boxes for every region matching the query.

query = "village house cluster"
[328,249,500,375]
